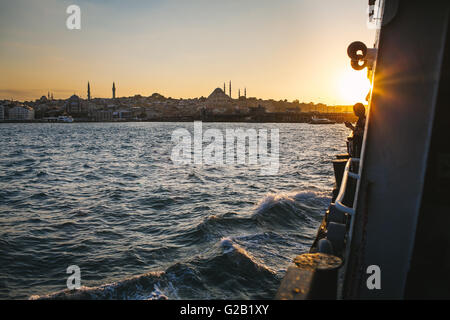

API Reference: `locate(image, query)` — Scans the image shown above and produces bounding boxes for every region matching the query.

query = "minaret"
[229,80,231,98]
[244,88,247,99]
[238,89,241,98]
[87,82,91,101]
[48,91,50,100]
[112,82,116,99]
[224,83,226,93]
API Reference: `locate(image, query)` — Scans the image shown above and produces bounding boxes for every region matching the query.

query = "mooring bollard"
[275,253,342,300]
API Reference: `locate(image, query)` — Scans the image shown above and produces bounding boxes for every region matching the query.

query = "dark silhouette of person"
[345,103,366,157]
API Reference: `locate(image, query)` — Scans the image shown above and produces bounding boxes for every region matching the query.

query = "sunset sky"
[0,0,375,104]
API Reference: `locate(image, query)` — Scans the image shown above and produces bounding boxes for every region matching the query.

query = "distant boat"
[57,116,74,123]
[309,116,336,124]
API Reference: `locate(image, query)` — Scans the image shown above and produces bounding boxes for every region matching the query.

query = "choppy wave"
[252,191,330,228]
[28,191,328,300]
[0,122,347,299]
[194,191,330,232]
[30,237,278,300]
[29,271,168,300]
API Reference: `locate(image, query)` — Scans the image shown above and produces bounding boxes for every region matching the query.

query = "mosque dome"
[207,88,230,101]
[68,94,80,102]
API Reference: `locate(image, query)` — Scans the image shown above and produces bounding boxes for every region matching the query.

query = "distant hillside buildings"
[0,101,35,120]
[9,105,35,120]
[0,81,356,122]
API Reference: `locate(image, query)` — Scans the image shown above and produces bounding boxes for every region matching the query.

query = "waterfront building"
[114,109,132,120]
[249,105,266,115]
[286,106,301,113]
[92,109,113,121]
[64,94,85,115]
[9,105,35,120]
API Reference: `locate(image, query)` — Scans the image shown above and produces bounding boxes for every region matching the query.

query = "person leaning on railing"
[344,103,366,158]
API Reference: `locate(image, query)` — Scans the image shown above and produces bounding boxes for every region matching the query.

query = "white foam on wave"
[29,271,168,300]
[220,236,235,254]
[219,237,275,274]
[253,190,328,215]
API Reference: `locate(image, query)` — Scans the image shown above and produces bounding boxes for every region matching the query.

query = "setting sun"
[339,69,372,105]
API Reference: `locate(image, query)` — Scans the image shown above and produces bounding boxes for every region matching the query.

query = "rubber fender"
[347,41,367,60]
[326,222,347,253]
[318,238,334,255]
[351,58,367,71]
[327,205,347,224]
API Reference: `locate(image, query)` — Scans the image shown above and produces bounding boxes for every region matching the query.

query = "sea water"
[0,122,348,299]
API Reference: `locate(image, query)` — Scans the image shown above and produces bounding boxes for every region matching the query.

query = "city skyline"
[16,80,344,104]
[0,0,374,104]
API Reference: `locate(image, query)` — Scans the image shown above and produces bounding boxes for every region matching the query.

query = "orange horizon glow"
[0,0,376,105]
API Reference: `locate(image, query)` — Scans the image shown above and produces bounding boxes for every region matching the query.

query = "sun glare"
[339,69,372,105]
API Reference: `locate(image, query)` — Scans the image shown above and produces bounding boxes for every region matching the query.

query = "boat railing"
[334,157,360,216]
[276,155,361,300]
